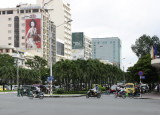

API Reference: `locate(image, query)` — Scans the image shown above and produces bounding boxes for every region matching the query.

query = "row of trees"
[0,54,49,89]
[52,59,123,91]
[0,53,125,91]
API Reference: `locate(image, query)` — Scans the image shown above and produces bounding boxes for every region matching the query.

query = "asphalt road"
[0,93,160,115]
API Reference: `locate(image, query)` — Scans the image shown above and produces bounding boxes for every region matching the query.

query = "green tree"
[131,34,160,58]
[0,54,14,67]
[25,56,48,83]
[127,54,158,83]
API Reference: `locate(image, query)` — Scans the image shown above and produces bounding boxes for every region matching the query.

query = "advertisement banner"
[25,17,41,49]
[72,32,84,49]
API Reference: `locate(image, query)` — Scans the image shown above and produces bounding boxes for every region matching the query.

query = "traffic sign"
[138,71,144,76]
[47,76,54,82]
[140,76,145,79]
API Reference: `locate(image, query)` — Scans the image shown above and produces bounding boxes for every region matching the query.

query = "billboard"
[25,14,41,49]
[72,49,84,60]
[72,32,84,49]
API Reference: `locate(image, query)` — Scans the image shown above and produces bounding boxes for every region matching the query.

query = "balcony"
[151,58,160,68]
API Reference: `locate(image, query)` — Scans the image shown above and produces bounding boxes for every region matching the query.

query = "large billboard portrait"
[25,14,41,50]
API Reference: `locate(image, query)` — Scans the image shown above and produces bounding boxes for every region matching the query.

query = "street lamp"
[42,1,72,95]
[121,58,126,84]
[49,19,72,95]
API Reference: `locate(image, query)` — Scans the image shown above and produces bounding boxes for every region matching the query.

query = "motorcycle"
[28,90,44,99]
[86,89,101,98]
[114,90,126,99]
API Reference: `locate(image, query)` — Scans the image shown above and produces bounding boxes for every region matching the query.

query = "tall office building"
[92,37,121,67]
[37,0,72,62]
[0,4,56,64]
[72,32,92,60]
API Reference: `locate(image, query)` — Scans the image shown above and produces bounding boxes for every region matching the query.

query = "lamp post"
[122,59,131,84]
[42,1,72,95]
[121,58,126,84]
[15,49,20,96]
[49,19,72,95]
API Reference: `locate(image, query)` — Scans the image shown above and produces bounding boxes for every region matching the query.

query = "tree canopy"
[131,34,160,58]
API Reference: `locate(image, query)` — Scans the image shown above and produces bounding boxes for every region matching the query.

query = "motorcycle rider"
[93,84,99,93]
[35,86,41,96]
[119,86,125,95]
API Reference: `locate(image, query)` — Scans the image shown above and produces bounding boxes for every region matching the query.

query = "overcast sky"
[1,0,160,70]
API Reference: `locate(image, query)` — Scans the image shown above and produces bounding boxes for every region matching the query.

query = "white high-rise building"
[0,4,56,64]
[92,37,121,68]
[37,0,72,61]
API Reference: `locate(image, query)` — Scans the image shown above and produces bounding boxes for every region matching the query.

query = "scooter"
[28,90,44,99]
[86,89,101,98]
[114,90,126,99]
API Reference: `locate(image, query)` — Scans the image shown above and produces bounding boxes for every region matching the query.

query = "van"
[125,83,135,93]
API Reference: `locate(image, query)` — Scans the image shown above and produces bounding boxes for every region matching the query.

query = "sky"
[1,0,160,71]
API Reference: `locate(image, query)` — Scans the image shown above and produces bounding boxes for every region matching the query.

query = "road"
[0,93,160,115]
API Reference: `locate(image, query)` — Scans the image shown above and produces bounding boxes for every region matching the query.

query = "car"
[125,83,135,94]
[140,84,149,93]
[110,85,117,93]
[0,85,7,91]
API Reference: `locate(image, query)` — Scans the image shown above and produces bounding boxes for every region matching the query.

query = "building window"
[8,18,12,21]
[0,49,3,53]
[2,11,5,14]
[14,16,19,47]
[20,10,24,13]
[33,9,39,12]
[7,10,13,14]
[8,24,11,27]
[8,43,11,45]
[22,36,25,39]
[57,41,64,56]
[6,49,9,53]
[8,37,12,40]
[8,30,11,33]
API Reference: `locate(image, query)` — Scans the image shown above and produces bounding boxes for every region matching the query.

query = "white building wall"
[0,5,52,63]
[37,0,72,62]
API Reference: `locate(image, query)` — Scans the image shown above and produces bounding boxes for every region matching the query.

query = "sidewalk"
[135,92,160,100]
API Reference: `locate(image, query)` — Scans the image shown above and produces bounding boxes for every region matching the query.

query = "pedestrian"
[20,87,24,97]
[105,85,110,95]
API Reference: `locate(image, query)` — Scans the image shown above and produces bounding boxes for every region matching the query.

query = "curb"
[134,97,160,100]
[44,94,85,98]
[0,91,17,94]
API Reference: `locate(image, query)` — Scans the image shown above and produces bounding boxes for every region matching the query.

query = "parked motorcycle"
[86,89,101,98]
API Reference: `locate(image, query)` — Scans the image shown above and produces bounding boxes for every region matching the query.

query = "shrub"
[56,88,64,94]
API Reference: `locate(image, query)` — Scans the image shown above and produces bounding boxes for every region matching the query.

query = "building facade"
[37,0,72,62]
[72,32,92,60]
[0,4,56,64]
[92,37,121,67]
